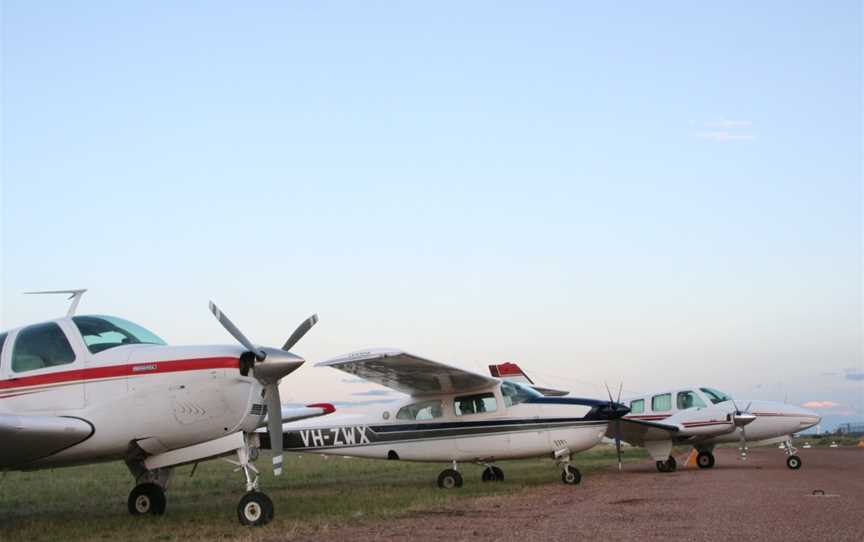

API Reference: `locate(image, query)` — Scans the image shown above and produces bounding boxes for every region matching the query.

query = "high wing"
[316,348,498,396]
[0,413,94,469]
[608,418,680,446]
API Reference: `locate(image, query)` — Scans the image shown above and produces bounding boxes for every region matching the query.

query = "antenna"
[24,289,88,317]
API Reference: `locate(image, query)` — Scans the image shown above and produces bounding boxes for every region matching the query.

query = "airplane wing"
[257,403,336,429]
[0,413,94,469]
[608,418,680,446]
[317,348,498,396]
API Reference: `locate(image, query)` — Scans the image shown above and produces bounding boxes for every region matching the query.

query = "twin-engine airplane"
[490,364,820,472]
[0,290,333,526]
[262,349,629,488]
[611,386,820,472]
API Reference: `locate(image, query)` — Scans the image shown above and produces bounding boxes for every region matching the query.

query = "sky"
[1,1,861,430]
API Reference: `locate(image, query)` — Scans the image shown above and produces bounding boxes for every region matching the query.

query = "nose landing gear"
[655,456,677,473]
[438,461,464,489]
[696,451,715,469]
[782,439,802,470]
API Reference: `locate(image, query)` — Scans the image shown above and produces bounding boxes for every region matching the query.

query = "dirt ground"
[291,447,864,542]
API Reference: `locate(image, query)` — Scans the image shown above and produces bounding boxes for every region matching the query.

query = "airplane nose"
[252,348,306,384]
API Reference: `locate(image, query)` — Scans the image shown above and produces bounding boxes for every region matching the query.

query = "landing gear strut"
[656,456,677,473]
[696,451,715,469]
[227,434,275,526]
[782,439,802,470]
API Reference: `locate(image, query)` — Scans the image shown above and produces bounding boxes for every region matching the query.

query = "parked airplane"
[261,349,629,488]
[491,365,820,472]
[0,290,332,526]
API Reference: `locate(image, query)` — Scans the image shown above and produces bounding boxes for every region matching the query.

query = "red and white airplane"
[491,365,820,472]
[0,290,333,526]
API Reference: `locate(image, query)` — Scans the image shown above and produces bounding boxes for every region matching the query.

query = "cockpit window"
[396,400,443,421]
[73,315,166,354]
[12,322,76,372]
[699,387,732,405]
[501,381,540,407]
[677,390,707,410]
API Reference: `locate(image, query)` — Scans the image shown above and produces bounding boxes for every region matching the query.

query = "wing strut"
[24,289,88,317]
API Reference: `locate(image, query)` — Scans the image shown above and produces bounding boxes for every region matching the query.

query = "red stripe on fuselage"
[0,357,239,393]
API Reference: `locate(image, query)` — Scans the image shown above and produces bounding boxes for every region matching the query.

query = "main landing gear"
[696,451,715,469]
[438,461,464,489]
[481,464,504,482]
[655,456,677,473]
[128,483,167,516]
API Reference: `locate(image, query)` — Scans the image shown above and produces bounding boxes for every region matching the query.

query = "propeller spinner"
[208,301,319,476]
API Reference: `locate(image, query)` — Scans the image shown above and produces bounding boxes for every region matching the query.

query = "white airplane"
[608,387,821,472]
[262,350,630,488]
[0,290,333,526]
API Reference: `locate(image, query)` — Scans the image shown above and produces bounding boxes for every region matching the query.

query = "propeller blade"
[613,419,623,471]
[604,382,614,404]
[282,313,319,352]
[209,301,265,360]
[265,383,284,476]
[616,382,623,404]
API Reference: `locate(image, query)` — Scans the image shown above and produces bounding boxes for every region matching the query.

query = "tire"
[666,456,677,472]
[561,465,581,485]
[127,483,166,516]
[237,491,275,526]
[492,466,504,481]
[786,455,802,470]
[481,467,495,482]
[696,451,715,469]
[437,469,463,489]
[656,460,668,473]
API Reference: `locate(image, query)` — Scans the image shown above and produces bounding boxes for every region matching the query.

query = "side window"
[396,400,443,421]
[677,390,707,410]
[651,393,672,412]
[0,332,7,368]
[454,393,497,416]
[630,398,644,414]
[12,323,76,373]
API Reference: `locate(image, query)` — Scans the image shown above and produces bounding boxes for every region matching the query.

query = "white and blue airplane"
[263,350,629,488]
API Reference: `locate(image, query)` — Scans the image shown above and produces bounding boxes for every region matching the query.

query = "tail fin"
[488,362,535,385]
[489,362,569,397]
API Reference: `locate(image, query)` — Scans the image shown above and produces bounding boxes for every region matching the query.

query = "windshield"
[699,387,732,405]
[501,380,541,406]
[73,315,166,354]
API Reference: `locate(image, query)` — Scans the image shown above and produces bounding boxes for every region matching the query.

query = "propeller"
[209,301,319,477]
[605,382,625,472]
[729,399,756,460]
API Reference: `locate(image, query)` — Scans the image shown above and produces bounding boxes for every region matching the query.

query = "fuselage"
[0,314,266,470]
[270,383,628,463]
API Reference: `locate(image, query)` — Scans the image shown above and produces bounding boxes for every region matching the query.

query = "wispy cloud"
[802,400,841,409]
[695,118,755,142]
[844,368,864,381]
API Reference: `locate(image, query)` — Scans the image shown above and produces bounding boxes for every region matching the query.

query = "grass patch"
[0,447,646,541]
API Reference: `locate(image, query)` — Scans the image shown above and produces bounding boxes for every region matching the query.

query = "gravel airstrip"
[295,447,863,542]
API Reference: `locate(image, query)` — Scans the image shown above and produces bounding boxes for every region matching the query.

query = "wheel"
[482,466,504,482]
[786,455,802,470]
[237,491,274,526]
[656,460,668,473]
[127,483,166,516]
[437,469,463,489]
[697,451,715,469]
[561,465,581,485]
[666,456,677,472]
